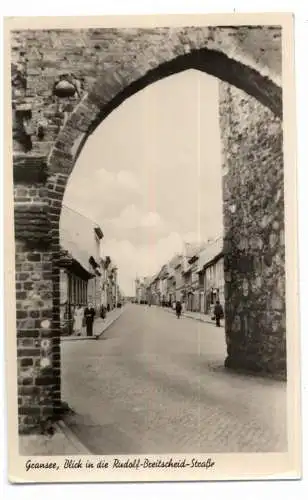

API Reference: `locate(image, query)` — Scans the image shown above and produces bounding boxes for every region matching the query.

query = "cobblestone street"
[61,304,287,454]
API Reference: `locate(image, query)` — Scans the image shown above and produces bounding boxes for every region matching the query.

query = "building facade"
[174,262,184,303]
[87,226,104,310]
[186,255,201,312]
[135,276,148,304]
[59,250,93,335]
[197,237,224,315]
[102,257,119,310]
[143,238,224,316]
[166,256,181,306]
[100,256,109,308]
[204,256,224,315]
[59,206,104,335]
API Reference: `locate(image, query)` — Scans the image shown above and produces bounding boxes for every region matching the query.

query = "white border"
[1,1,307,499]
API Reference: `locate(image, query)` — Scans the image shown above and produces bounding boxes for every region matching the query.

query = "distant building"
[102,256,119,310]
[185,253,201,312]
[197,237,224,315]
[174,260,183,303]
[100,255,110,308]
[166,255,181,305]
[135,277,148,304]
[177,242,205,310]
[87,226,104,310]
[135,278,141,303]
[140,237,224,316]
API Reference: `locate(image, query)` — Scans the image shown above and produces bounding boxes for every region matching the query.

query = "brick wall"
[15,239,54,431]
[10,26,285,433]
[11,27,281,158]
[14,157,63,432]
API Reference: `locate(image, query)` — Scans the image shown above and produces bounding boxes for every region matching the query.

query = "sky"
[62,69,223,296]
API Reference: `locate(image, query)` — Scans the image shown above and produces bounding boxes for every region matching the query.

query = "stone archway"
[12,26,284,432]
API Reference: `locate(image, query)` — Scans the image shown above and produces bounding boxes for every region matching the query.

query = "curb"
[95,306,126,339]
[61,335,96,342]
[56,420,91,454]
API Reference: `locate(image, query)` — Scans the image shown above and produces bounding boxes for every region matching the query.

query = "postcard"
[4,12,301,483]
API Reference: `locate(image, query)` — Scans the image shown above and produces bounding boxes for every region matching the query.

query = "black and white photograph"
[4,13,301,482]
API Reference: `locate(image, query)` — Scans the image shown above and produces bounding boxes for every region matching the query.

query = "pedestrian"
[175,300,182,319]
[214,300,224,327]
[100,304,106,320]
[84,303,96,336]
[73,304,84,336]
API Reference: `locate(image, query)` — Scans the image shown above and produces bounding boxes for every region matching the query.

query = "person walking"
[175,300,182,319]
[73,304,84,336]
[100,304,106,321]
[214,300,224,327]
[84,303,96,336]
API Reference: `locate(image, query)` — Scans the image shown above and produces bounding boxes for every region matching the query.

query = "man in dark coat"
[175,301,182,318]
[214,300,224,327]
[84,303,95,336]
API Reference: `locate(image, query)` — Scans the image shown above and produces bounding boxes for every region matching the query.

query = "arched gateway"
[11,26,285,432]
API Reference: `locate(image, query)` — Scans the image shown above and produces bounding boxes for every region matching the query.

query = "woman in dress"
[73,304,84,336]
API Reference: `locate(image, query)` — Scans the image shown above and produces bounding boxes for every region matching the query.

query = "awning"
[59,248,94,280]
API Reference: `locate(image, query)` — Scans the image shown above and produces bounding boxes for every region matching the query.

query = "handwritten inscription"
[25,460,59,472]
[25,457,215,472]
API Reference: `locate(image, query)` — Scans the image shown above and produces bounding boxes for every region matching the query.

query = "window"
[76,278,79,304]
[73,276,76,303]
[78,279,82,304]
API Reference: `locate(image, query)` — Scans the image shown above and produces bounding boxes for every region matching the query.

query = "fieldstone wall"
[10,26,285,432]
[220,82,285,378]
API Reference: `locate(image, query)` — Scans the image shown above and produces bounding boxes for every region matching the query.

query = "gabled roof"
[168,254,182,269]
[184,241,206,259]
[197,237,223,272]
[157,264,169,279]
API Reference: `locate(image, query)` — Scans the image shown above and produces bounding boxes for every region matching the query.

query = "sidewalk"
[61,306,126,342]
[161,306,225,328]
[19,421,90,456]
[19,308,127,456]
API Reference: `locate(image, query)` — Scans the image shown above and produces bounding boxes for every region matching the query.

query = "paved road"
[61,304,287,454]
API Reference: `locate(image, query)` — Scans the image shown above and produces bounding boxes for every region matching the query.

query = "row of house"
[59,206,123,335]
[137,237,224,315]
